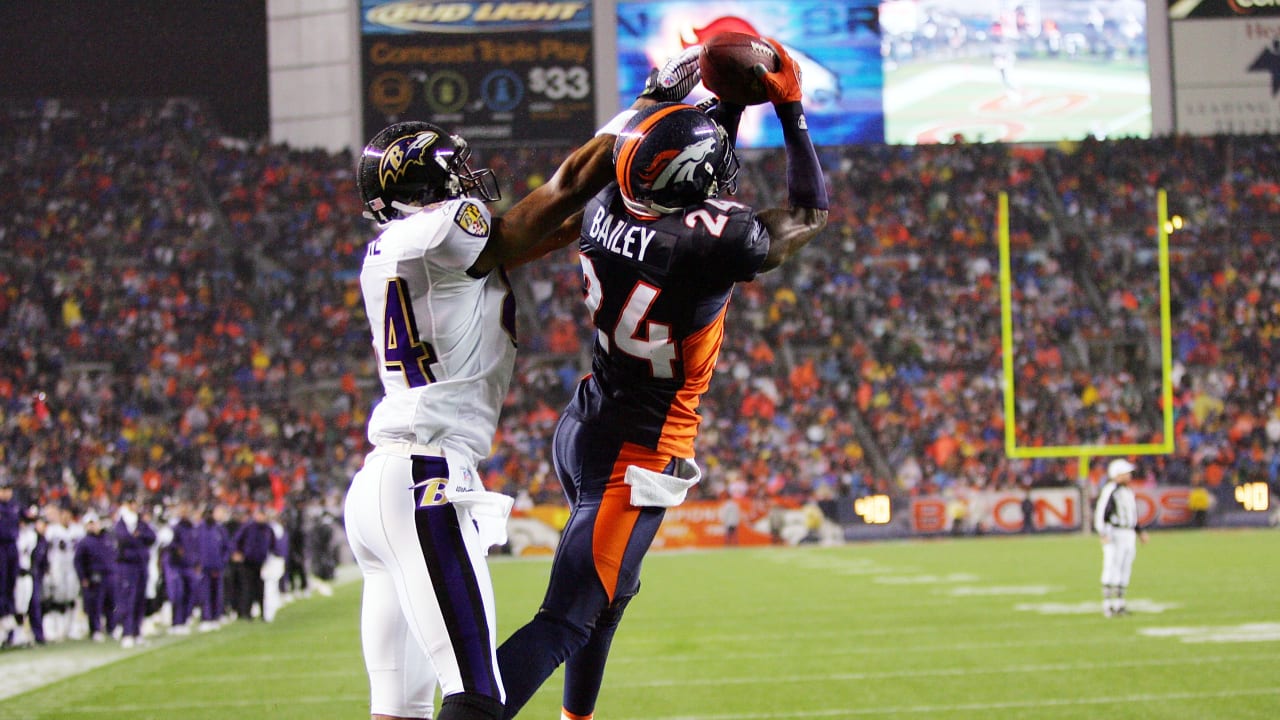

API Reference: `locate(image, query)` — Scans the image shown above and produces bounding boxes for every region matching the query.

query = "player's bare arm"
[472,132,624,275]
[751,37,829,273]
[502,209,590,270]
[468,132,616,276]
[757,206,829,272]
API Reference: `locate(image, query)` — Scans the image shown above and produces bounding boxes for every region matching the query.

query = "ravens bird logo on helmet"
[377,130,441,190]
[357,121,500,224]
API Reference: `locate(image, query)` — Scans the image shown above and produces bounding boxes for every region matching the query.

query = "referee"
[1094,459,1149,617]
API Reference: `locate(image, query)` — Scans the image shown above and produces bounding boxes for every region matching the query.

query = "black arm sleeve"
[774,101,828,211]
[707,100,746,148]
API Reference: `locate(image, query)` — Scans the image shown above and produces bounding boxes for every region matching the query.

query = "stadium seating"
[2,98,1277,522]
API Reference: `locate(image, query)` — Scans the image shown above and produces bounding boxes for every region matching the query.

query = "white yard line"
[57,685,1280,718]
[612,687,1280,719]
[606,652,1280,689]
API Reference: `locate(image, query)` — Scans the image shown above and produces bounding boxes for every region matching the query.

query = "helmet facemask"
[438,134,501,205]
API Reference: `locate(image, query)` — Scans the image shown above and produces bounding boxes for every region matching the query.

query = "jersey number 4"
[383,277,438,388]
[580,255,677,379]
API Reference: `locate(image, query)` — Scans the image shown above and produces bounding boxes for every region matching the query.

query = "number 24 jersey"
[566,186,770,458]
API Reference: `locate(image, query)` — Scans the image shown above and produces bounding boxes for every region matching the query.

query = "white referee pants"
[344,447,504,718]
[1100,528,1138,588]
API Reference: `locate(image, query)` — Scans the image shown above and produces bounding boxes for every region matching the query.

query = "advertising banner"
[616,0,1151,147]
[1169,0,1280,19]
[908,486,1199,536]
[1171,16,1280,134]
[361,0,595,145]
[616,0,885,147]
[881,0,1150,143]
[650,500,781,549]
[506,484,1265,555]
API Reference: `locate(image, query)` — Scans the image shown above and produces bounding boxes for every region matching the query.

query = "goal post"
[996,190,1176,521]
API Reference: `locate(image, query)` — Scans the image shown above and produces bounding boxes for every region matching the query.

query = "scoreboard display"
[617,0,1152,147]
[1235,482,1270,512]
[360,0,596,145]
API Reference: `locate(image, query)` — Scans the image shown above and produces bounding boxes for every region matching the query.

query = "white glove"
[639,46,702,102]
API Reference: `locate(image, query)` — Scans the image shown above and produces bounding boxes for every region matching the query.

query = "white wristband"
[595,109,638,137]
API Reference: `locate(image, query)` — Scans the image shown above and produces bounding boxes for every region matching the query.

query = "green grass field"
[3,528,1279,719]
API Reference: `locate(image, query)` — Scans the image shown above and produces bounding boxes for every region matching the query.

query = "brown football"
[697,32,779,106]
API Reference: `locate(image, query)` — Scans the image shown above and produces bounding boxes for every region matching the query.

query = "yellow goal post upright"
[996,191,1176,533]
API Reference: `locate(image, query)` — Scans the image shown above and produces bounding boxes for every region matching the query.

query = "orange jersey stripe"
[656,303,728,457]
[593,442,670,602]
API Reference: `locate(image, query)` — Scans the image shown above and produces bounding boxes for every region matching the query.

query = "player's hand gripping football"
[751,38,803,105]
[639,45,703,103]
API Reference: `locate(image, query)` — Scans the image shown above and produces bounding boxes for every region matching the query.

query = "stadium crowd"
[2,97,1279,646]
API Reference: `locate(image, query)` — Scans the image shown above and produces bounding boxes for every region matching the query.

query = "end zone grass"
[3,528,1278,719]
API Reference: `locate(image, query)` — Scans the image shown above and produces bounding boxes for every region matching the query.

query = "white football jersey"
[17,525,37,572]
[45,522,81,602]
[360,198,517,465]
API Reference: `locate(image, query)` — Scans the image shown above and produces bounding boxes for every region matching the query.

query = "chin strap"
[362,199,429,225]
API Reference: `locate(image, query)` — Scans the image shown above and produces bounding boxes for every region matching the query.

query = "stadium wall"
[267,0,364,153]
[503,486,1272,554]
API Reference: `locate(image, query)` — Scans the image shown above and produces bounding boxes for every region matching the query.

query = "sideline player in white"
[343,53,702,720]
[1094,459,1148,617]
[43,506,82,641]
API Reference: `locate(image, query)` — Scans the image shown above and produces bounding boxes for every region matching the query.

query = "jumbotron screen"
[616,0,1152,146]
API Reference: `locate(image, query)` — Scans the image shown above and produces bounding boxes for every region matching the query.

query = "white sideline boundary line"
[0,637,178,702]
[0,565,361,702]
[36,651,1280,715]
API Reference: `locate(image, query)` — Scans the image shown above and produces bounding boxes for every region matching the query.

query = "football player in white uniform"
[42,505,82,641]
[343,56,703,720]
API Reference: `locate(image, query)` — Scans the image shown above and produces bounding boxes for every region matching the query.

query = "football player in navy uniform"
[341,52,703,720]
[496,39,828,720]
[195,504,232,630]
[231,505,274,621]
[0,481,18,643]
[74,511,116,641]
[113,496,156,648]
[163,502,201,633]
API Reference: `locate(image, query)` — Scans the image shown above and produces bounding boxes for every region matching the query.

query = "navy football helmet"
[612,102,739,217]
[357,121,500,224]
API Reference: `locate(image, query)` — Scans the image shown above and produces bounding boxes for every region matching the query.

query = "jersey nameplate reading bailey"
[585,206,658,262]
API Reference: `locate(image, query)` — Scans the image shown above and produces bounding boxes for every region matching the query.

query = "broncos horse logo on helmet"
[613,102,739,218]
[357,121,500,224]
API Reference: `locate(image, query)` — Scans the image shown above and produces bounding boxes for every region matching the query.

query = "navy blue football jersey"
[564,184,770,457]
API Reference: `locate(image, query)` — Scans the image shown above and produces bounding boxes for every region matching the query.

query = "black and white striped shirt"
[1094,481,1139,534]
